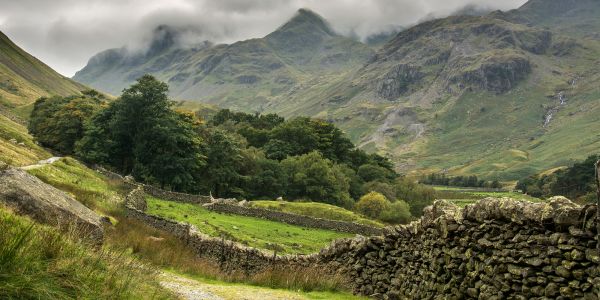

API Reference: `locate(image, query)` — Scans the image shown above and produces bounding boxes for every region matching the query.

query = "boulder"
[0,167,104,244]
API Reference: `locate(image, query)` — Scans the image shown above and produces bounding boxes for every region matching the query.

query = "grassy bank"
[249,200,383,227]
[146,197,353,254]
[27,157,126,214]
[0,206,172,299]
[431,185,543,207]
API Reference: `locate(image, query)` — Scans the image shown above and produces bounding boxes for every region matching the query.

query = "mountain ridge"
[72,2,600,180]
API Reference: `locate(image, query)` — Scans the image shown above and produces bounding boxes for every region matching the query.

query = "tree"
[363,181,396,202]
[77,75,205,192]
[247,157,287,199]
[355,192,390,219]
[281,151,352,207]
[29,93,104,154]
[197,129,245,198]
[357,164,393,183]
[395,177,436,217]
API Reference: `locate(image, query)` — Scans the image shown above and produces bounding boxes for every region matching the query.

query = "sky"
[0,0,527,77]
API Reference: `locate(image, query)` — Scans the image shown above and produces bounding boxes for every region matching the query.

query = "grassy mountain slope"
[0,114,50,166]
[0,31,86,114]
[73,9,373,112]
[265,3,600,180]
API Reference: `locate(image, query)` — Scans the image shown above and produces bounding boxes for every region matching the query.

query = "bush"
[379,200,412,224]
[354,192,389,219]
[363,181,396,202]
[395,177,436,217]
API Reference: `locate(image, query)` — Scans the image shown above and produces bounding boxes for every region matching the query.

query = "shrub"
[379,200,412,224]
[355,192,389,219]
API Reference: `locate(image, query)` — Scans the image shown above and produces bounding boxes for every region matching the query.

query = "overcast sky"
[0,0,527,77]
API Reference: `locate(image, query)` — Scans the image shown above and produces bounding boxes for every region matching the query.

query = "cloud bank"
[0,0,527,76]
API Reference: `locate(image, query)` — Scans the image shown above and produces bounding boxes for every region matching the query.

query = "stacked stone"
[325,198,600,299]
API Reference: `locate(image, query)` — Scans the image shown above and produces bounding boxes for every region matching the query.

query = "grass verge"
[0,206,172,299]
[249,200,383,227]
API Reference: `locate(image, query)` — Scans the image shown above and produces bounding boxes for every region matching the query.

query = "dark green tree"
[29,93,104,154]
[77,75,205,191]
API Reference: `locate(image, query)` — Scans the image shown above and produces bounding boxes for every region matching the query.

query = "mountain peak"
[271,8,335,37]
[147,24,179,55]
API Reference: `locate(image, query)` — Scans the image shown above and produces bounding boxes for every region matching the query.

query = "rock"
[555,266,571,278]
[0,167,103,244]
[545,283,559,297]
[376,64,423,100]
[450,54,531,94]
[276,196,283,201]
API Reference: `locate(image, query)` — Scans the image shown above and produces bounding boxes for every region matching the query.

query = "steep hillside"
[0,31,86,116]
[266,5,600,179]
[73,9,373,112]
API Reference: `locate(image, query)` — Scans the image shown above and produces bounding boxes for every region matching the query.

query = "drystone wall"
[204,202,383,236]
[143,185,211,204]
[93,166,210,203]
[126,188,600,299]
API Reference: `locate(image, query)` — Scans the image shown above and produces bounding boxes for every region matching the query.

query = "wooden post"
[596,160,600,252]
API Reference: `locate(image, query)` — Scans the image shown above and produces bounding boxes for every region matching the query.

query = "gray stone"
[0,167,103,243]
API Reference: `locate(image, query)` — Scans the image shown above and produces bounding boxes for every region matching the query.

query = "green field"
[249,200,383,227]
[146,197,352,254]
[431,185,543,207]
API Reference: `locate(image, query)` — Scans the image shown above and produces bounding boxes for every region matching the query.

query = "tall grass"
[106,214,349,293]
[0,207,173,299]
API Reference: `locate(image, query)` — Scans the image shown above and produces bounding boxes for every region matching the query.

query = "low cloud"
[0,0,527,76]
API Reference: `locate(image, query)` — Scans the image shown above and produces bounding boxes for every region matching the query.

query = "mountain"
[74,2,600,180]
[73,9,374,111]
[497,0,600,38]
[0,31,86,118]
[260,2,600,180]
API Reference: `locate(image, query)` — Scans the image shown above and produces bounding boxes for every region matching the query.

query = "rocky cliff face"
[363,16,550,99]
[0,166,103,243]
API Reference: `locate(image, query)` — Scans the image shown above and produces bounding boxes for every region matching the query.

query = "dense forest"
[516,155,599,202]
[29,75,436,222]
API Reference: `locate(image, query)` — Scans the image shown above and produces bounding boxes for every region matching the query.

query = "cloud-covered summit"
[0,0,527,76]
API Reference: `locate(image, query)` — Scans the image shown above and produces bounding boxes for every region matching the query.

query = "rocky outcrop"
[0,166,104,243]
[376,64,423,100]
[451,54,531,93]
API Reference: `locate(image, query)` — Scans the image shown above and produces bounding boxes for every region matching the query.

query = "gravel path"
[160,274,223,300]
[21,156,62,170]
[159,273,310,300]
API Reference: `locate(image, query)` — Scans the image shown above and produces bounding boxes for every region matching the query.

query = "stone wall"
[93,165,210,203]
[319,197,600,299]
[143,185,212,204]
[204,202,383,236]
